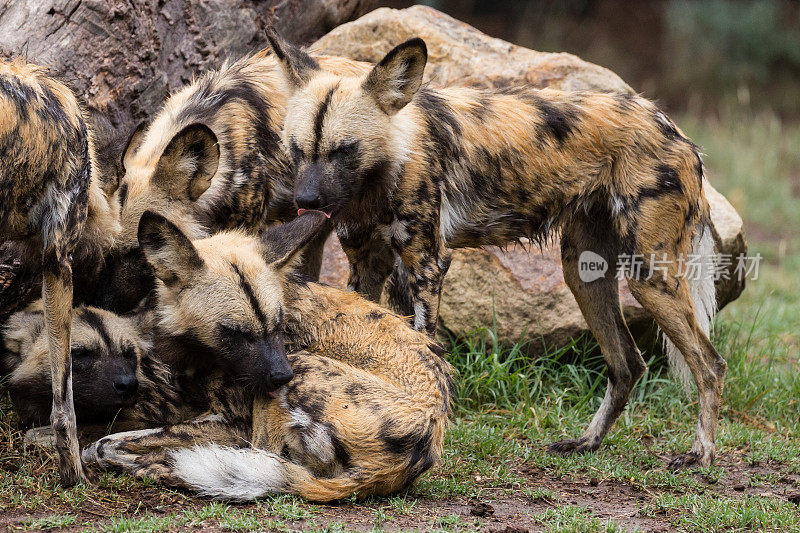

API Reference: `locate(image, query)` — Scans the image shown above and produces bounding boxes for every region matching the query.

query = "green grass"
[1,112,798,531]
[23,514,77,530]
[531,506,622,532]
[645,493,800,532]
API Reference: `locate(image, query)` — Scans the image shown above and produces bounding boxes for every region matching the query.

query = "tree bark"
[0,0,375,130]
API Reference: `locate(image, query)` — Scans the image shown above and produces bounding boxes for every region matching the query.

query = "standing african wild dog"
[0,60,121,485]
[82,211,453,501]
[98,50,371,313]
[265,31,725,467]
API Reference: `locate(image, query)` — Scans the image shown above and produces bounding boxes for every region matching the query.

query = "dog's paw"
[24,426,56,450]
[668,450,712,469]
[547,436,599,455]
[81,437,110,466]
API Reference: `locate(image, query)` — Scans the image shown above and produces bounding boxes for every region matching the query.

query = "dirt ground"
[2,450,798,532]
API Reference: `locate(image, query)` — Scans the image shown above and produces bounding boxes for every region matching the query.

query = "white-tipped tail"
[664,223,717,390]
[170,445,294,501]
[170,444,370,502]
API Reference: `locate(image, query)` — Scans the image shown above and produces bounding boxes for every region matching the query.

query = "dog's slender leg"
[340,229,395,302]
[395,247,450,336]
[82,417,247,485]
[384,259,414,317]
[390,217,450,337]
[549,222,646,454]
[42,251,85,486]
[628,275,725,468]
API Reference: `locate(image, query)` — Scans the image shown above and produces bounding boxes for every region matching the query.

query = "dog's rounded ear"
[0,308,45,368]
[151,123,219,202]
[265,26,321,89]
[362,38,427,115]
[137,210,204,287]
[260,211,329,271]
[122,121,147,173]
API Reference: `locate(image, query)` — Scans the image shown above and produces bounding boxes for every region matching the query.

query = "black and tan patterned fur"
[266,32,725,468]
[81,211,453,501]
[1,303,193,431]
[95,51,372,314]
[0,60,121,485]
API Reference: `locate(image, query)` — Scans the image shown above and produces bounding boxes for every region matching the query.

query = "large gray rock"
[314,6,747,350]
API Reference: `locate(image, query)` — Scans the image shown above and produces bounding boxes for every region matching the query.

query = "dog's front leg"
[42,248,86,486]
[339,226,395,302]
[393,226,451,337]
[82,416,248,483]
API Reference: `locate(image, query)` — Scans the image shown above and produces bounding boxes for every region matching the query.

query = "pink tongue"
[297,208,331,218]
[267,391,278,399]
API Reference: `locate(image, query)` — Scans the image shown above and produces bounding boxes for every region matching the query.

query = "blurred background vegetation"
[388,0,800,117]
[387,0,800,363]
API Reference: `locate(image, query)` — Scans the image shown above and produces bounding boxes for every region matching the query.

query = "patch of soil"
[2,422,797,533]
[707,451,800,500]
[516,465,672,532]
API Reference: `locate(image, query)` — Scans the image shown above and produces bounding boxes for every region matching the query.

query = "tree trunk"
[0,0,376,130]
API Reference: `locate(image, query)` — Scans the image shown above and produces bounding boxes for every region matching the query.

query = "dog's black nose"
[269,368,294,389]
[295,191,322,210]
[113,375,139,397]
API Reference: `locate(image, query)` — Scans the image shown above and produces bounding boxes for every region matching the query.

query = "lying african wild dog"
[265,31,725,468]
[0,59,121,485]
[82,210,454,501]
[1,303,194,431]
[96,49,372,314]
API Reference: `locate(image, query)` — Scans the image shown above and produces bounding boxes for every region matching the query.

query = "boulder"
[314,6,747,350]
[312,5,632,93]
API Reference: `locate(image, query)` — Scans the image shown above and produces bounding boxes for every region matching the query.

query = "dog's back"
[0,60,91,244]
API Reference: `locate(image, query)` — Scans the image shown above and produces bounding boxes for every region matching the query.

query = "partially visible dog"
[1,303,194,432]
[265,31,724,467]
[93,50,372,314]
[82,211,454,501]
[0,60,120,485]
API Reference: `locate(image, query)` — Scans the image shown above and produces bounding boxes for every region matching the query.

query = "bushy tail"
[170,445,370,502]
[664,219,717,390]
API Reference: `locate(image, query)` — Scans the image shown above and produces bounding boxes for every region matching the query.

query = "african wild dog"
[0,60,121,485]
[265,31,725,467]
[0,112,127,321]
[1,303,194,430]
[96,50,372,314]
[82,210,453,501]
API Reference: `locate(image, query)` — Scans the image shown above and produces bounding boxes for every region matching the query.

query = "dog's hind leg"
[549,216,646,454]
[628,270,725,468]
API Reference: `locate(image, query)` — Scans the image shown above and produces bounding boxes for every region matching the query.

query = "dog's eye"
[219,323,258,343]
[329,142,358,161]
[71,347,96,369]
[289,140,304,162]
